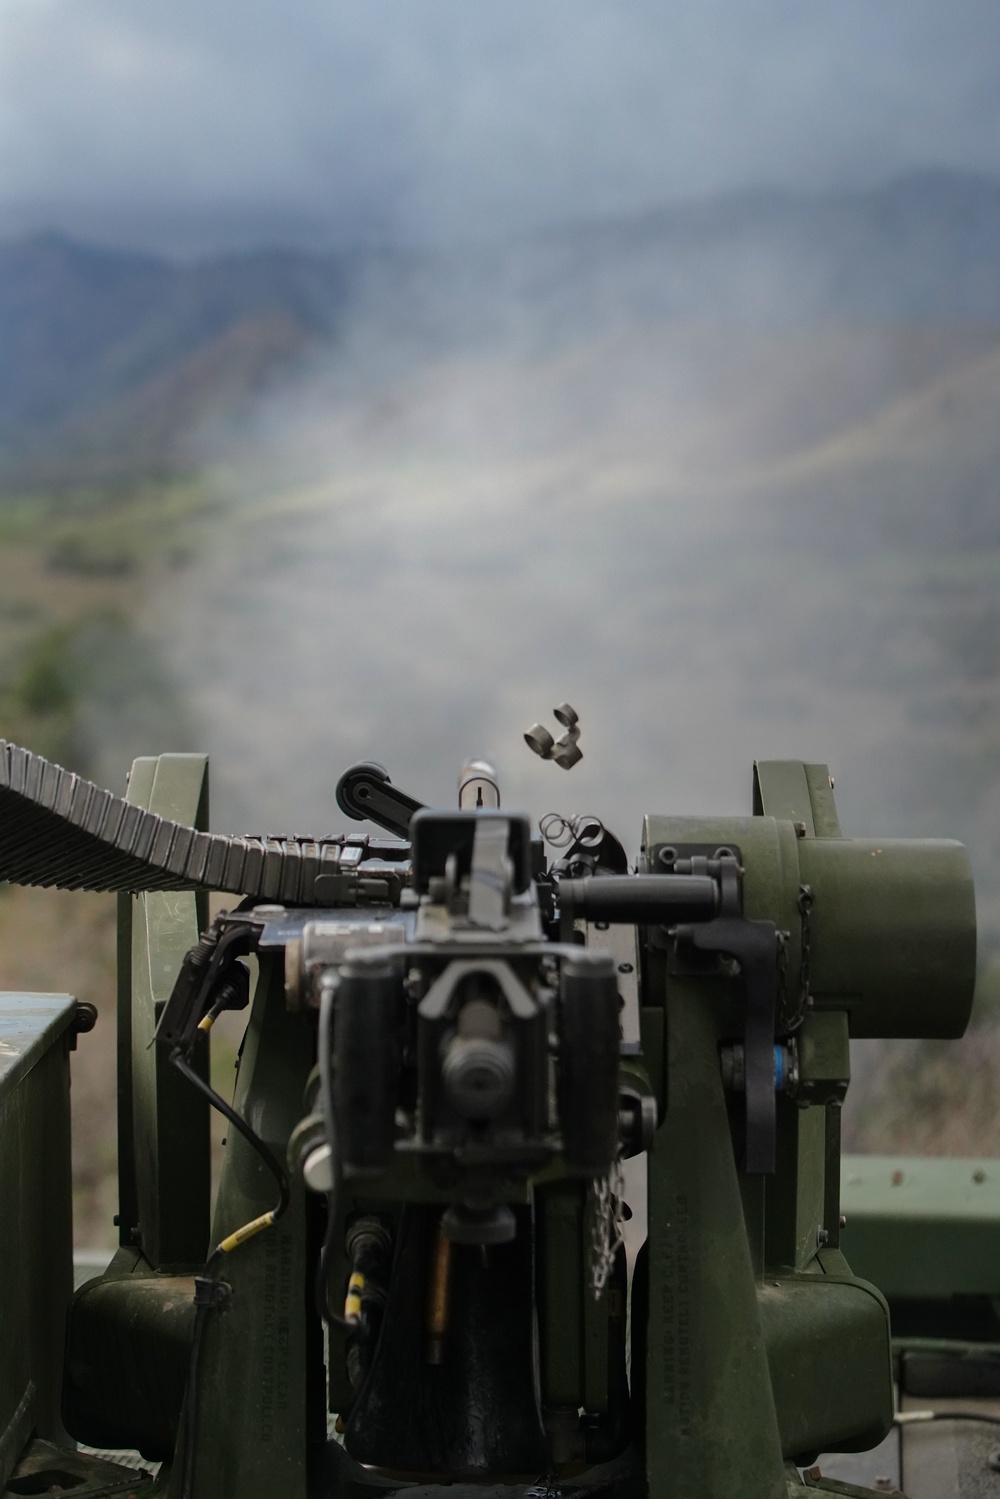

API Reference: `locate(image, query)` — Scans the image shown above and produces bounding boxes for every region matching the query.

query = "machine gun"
[0,738,979,1499]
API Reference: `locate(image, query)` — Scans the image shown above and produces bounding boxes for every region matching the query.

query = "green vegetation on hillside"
[0,477,222,1245]
[0,477,217,768]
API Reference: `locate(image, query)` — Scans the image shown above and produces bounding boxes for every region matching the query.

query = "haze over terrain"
[1,2,999,1239]
[3,172,994,859]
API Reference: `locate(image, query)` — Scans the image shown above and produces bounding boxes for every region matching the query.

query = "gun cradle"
[0,747,978,1499]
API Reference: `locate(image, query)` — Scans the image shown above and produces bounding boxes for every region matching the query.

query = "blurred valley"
[0,168,999,1242]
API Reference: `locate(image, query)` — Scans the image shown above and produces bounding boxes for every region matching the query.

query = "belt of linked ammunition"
[0,740,360,904]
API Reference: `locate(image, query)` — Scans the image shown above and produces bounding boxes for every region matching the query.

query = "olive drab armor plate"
[0,746,985,1499]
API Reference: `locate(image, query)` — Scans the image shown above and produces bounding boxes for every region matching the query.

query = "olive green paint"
[65,1258,196,1458]
[753,760,842,839]
[642,809,975,1041]
[170,954,316,1499]
[126,754,211,1269]
[759,1274,892,1459]
[538,1183,585,1408]
[641,785,907,1483]
[0,994,75,1490]
[797,837,975,1038]
[764,1013,850,1274]
[841,1155,1000,1298]
[644,976,787,1499]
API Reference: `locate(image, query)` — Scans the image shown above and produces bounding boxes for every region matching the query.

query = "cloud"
[2,0,1000,252]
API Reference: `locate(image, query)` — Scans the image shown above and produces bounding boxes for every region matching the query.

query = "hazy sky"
[2,0,1000,253]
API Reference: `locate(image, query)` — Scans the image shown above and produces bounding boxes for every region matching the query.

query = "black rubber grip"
[335,762,424,838]
[558,874,719,926]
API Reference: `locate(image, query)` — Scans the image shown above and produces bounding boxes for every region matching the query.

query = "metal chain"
[787,884,815,1033]
[777,884,814,1034]
[589,1162,625,1299]
[798,883,814,1009]
[776,927,790,1028]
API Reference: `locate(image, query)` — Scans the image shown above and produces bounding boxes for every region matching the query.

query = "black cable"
[171,1050,290,1222]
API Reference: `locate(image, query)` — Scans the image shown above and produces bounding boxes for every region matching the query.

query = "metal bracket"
[666,849,780,1175]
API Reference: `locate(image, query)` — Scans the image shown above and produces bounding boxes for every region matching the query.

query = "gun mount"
[0,739,983,1499]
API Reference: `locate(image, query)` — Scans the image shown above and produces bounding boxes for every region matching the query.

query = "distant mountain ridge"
[0,235,359,480]
[2,168,1000,488]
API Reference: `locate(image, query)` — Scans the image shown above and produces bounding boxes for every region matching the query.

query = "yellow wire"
[344,1270,365,1322]
[218,1210,276,1254]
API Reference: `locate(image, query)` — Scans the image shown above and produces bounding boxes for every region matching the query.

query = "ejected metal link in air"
[524,703,583,769]
[0,740,382,904]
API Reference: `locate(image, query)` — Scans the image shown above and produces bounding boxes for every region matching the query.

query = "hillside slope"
[3,169,1000,485]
